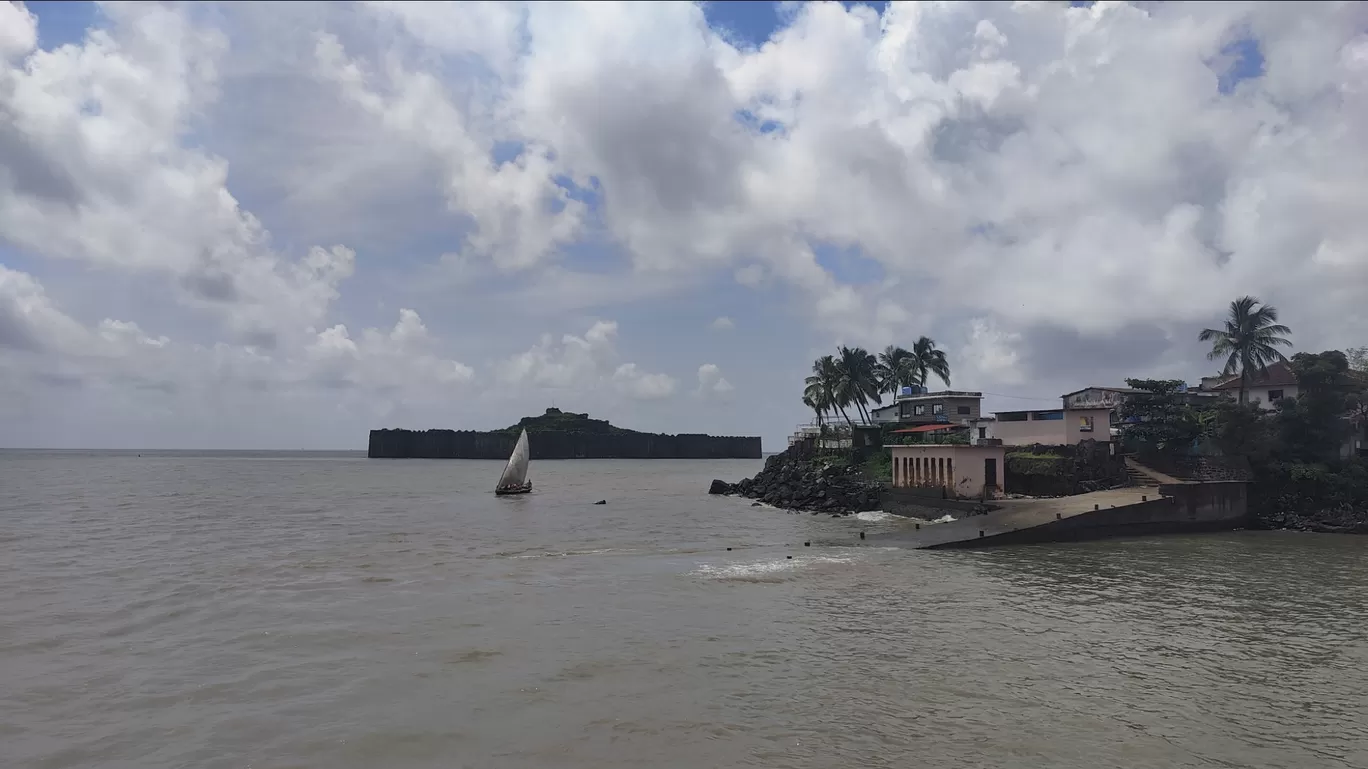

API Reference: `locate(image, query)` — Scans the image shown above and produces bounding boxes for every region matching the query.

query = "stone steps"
[1123,456,1181,486]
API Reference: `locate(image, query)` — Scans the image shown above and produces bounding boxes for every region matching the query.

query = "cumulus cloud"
[494,320,675,400]
[2,0,1366,448]
[696,363,735,400]
[1,262,470,400]
[303,308,475,392]
[957,318,1025,388]
[0,4,365,347]
[612,363,677,400]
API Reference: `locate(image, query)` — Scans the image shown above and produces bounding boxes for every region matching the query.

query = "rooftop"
[1060,386,1144,398]
[894,390,983,401]
[1209,361,1299,390]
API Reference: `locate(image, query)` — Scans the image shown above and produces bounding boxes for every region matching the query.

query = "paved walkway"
[872,486,1164,549]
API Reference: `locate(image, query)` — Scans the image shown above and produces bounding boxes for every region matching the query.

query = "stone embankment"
[708,446,883,515]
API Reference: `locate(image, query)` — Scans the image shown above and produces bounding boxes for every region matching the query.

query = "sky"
[1,1,1365,450]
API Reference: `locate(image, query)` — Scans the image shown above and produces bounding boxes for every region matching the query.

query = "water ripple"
[2,453,1367,768]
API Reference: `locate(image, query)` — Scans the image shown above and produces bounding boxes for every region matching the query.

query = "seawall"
[368,428,763,460]
[872,481,1249,549]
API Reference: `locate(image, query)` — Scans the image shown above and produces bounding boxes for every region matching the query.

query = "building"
[976,409,1067,445]
[1205,361,1300,409]
[890,443,1008,499]
[1203,361,1368,458]
[869,389,983,427]
[972,386,1167,447]
[1061,387,1140,442]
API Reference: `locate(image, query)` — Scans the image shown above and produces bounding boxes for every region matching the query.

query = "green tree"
[801,393,824,434]
[908,336,952,389]
[1276,351,1356,462]
[1208,400,1276,464]
[1119,378,1204,454]
[835,345,881,424]
[804,355,848,427]
[1197,296,1293,403]
[875,345,917,396]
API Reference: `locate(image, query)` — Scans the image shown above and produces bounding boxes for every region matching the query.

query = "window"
[1032,410,1064,421]
[998,412,1029,422]
[978,427,987,439]
[1079,415,1094,432]
[957,406,971,415]
[914,404,926,416]
[1268,389,1284,401]
[932,403,944,415]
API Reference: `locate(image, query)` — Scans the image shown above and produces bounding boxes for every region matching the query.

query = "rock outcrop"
[1255,505,1368,534]
[709,446,884,515]
[369,408,762,459]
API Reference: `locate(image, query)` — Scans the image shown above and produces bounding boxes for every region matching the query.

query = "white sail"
[496,429,531,488]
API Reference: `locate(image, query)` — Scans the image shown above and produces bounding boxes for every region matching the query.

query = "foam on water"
[691,553,858,583]
[854,510,894,522]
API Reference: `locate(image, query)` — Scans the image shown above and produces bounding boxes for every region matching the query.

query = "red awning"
[891,424,960,434]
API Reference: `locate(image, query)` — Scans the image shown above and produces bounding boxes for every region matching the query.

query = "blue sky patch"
[734,108,786,136]
[812,241,885,285]
[1215,38,1266,94]
[27,1,100,50]
[702,1,887,48]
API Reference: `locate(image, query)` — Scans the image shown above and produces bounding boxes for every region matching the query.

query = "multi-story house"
[869,388,983,427]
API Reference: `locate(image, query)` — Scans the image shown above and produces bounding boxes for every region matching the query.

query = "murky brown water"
[3,451,1367,768]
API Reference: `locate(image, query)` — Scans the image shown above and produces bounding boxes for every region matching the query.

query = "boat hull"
[495,484,532,496]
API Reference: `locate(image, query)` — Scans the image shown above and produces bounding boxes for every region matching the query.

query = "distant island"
[368,408,762,459]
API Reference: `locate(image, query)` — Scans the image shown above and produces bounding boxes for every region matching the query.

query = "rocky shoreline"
[708,446,884,515]
[1253,505,1368,535]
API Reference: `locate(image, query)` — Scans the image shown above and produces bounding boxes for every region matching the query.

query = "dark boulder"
[707,444,884,515]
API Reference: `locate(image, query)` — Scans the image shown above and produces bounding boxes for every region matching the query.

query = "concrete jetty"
[871,481,1248,549]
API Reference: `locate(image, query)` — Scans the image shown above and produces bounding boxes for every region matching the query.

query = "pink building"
[890,443,1009,500]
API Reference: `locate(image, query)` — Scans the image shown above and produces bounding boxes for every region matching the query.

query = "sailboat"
[494,429,533,495]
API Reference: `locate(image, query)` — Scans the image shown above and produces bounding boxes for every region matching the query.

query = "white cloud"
[3,1,1368,449]
[958,317,1025,388]
[0,2,37,59]
[0,4,364,348]
[494,319,674,400]
[312,29,586,272]
[696,363,735,400]
[304,308,475,392]
[612,363,677,400]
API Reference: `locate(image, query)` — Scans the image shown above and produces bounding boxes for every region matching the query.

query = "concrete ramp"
[872,482,1248,549]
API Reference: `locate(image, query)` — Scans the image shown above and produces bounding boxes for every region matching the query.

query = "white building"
[1205,361,1299,409]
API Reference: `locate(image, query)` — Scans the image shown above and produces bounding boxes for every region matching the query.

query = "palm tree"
[875,345,916,396]
[908,336,951,389]
[802,379,830,433]
[835,345,881,424]
[1198,296,1293,404]
[805,355,850,427]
